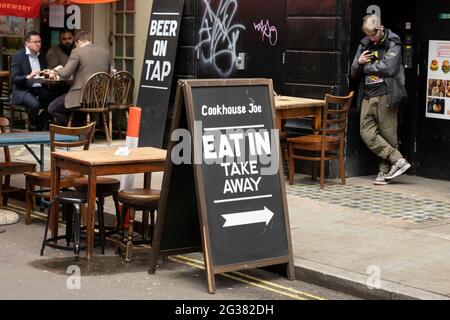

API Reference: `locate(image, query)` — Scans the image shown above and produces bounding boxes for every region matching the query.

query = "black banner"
[137,0,184,148]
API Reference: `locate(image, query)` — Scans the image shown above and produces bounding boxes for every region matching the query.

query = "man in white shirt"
[11,31,55,130]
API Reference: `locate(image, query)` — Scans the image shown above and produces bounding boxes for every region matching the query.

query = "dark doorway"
[350,0,417,175]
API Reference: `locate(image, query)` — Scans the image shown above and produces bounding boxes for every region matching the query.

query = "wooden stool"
[117,188,160,262]
[40,191,87,260]
[73,177,121,254]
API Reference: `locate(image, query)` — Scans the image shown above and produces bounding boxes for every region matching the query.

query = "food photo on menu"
[427,98,445,114]
[428,79,447,97]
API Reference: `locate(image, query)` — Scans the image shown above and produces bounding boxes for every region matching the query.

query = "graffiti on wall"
[253,20,278,46]
[196,0,245,77]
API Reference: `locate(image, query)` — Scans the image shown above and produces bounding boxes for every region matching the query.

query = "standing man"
[351,14,410,185]
[46,29,75,69]
[11,31,54,131]
[48,31,111,125]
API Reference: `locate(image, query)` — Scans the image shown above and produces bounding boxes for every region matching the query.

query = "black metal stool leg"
[73,203,81,260]
[112,191,121,234]
[65,204,74,247]
[97,196,106,254]
[40,200,54,256]
[149,209,156,241]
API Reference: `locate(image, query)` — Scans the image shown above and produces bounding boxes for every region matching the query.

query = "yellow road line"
[170,257,306,300]
[176,255,326,301]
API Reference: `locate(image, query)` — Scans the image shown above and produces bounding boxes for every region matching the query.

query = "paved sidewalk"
[287,174,450,299]
[2,140,450,299]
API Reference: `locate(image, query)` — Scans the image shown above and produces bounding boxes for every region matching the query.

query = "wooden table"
[51,146,167,259]
[274,95,325,131]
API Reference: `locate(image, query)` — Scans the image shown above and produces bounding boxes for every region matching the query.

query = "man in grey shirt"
[351,14,410,185]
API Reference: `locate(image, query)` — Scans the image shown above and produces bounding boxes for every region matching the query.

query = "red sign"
[0,0,41,18]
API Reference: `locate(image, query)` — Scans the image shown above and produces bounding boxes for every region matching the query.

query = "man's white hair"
[362,14,381,34]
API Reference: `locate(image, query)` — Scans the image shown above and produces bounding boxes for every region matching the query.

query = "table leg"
[313,107,322,131]
[40,144,44,172]
[39,144,44,210]
[87,171,97,259]
[275,114,282,132]
[51,157,61,239]
[144,172,151,188]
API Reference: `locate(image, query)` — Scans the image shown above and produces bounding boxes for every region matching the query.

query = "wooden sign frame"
[149,78,294,293]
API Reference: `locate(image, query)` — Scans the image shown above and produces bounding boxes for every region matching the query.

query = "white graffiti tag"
[196,0,245,77]
[253,20,278,46]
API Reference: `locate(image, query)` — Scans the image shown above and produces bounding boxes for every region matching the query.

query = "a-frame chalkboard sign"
[148,79,295,293]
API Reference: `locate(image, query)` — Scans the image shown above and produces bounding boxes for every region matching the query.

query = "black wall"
[165,0,197,148]
[173,0,450,180]
[282,0,351,177]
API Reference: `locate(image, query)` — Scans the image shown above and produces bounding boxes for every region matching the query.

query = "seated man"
[11,31,55,131]
[48,31,111,126]
[46,29,74,69]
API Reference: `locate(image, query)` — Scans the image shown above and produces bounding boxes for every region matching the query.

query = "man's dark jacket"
[351,29,406,109]
[10,48,47,104]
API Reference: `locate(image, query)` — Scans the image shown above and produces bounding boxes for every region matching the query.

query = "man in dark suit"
[11,31,55,130]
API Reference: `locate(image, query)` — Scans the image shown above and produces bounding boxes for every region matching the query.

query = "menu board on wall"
[426,40,450,120]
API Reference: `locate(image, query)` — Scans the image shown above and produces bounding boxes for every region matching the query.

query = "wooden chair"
[116,188,160,262]
[0,117,36,208]
[109,71,134,139]
[0,75,9,117]
[24,123,95,224]
[287,92,354,189]
[68,72,112,144]
[7,55,29,131]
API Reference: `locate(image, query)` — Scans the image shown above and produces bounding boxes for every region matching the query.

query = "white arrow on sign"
[221,207,274,228]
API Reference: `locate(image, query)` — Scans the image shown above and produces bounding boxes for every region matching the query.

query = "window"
[112,0,135,73]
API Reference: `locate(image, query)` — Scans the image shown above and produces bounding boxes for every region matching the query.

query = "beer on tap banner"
[0,0,41,18]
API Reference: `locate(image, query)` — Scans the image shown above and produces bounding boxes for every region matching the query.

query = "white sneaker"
[384,158,411,181]
[373,172,389,185]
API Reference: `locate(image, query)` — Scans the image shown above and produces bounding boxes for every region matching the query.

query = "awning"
[0,0,41,18]
[70,0,118,3]
[0,0,118,18]
[42,0,118,4]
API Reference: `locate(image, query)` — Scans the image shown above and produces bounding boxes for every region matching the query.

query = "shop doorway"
[350,0,418,175]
